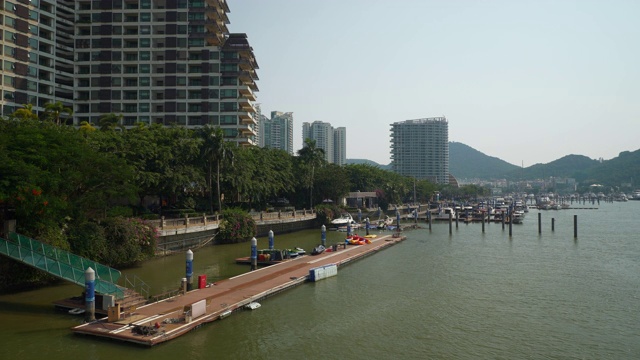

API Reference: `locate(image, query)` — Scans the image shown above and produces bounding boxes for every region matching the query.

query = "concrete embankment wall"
[157,218,317,252]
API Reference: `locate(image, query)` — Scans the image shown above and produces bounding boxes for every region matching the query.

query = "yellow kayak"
[364,234,377,239]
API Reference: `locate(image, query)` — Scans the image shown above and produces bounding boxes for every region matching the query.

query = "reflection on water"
[1,203,640,359]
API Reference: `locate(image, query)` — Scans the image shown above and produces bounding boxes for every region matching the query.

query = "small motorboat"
[68,308,85,315]
[311,245,326,255]
[219,310,232,319]
[245,302,261,310]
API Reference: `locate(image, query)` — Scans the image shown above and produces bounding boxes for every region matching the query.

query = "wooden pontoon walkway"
[72,233,405,346]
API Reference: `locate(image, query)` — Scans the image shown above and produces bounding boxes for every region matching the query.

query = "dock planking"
[71,234,405,346]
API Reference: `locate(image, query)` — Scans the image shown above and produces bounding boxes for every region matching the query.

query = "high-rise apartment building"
[302,120,346,165]
[390,117,449,184]
[333,126,346,166]
[260,111,293,155]
[0,0,259,145]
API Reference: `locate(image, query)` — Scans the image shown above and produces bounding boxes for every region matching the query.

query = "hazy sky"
[228,0,639,167]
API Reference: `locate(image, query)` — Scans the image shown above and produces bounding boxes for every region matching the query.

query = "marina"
[71,233,405,346]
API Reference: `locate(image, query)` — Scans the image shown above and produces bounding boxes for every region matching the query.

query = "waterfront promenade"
[72,233,405,346]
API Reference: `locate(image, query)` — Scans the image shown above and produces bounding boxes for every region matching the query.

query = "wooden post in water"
[455,211,459,228]
[508,211,513,237]
[538,212,542,234]
[428,211,432,230]
[501,210,505,230]
[482,212,485,233]
[551,218,555,232]
[574,215,578,238]
[448,212,452,235]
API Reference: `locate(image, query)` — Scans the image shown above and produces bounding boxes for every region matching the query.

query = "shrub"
[217,208,256,244]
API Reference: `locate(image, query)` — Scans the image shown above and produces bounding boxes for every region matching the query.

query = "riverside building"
[390,117,449,184]
[302,120,346,165]
[260,111,294,155]
[0,0,259,146]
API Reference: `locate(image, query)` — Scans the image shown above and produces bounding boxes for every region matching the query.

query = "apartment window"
[188,13,205,21]
[124,65,138,74]
[221,64,237,72]
[188,78,202,86]
[112,77,122,86]
[176,64,186,73]
[5,16,15,28]
[141,0,151,9]
[220,89,237,99]
[78,80,89,87]
[29,38,38,48]
[140,51,150,60]
[188,90,201,99]
[29,10,38,21]
[123,91,137,100]
[125,53,138,61]
[220,115,236,125]
[28,53,37,64]
[177,77,186,86]
[141,13,150,22]
[140,26,150,35]
[29,25,38,35]
[112,38,122,48]
[111,90,121,100]
[124,78,137,86]
[111,65,121,73]
[140,77,150,86]
[140,103,150,112]
[188,38,204,47]
[188,103,202,112]
[177,90,186,99]
[177,103,186,111]
[188,65,202,73]
[140,64,150,73]
[27,80,37,91]
[209,102,219,111]
[209,89,219,98]
[4,45,15,58]
[139,90,150,100]
[124,104,137,113]
[140,38,150,48]
[27,66,37,77]
[210,77,219,86]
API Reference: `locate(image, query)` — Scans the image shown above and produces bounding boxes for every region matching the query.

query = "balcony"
[238,98,255,113]
[238,112,254,124]
[238,85,256,101]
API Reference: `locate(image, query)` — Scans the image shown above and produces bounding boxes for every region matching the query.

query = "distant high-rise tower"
[261,111,294,155]
[302,121,345,165]
[333,127,346,166]
[0,1,259,146]
[390,117,449,183]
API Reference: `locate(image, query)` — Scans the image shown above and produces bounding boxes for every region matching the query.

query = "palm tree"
[98,113,123,131]
[43,101,73,125]
[198,125,235,213]
[11,104,38,121]
[297,138,326,208]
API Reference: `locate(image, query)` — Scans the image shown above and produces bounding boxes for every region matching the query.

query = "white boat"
[68,308,85,315]
[245,302,261,310]
[376,215,394,229]
[431,207,456,220]
[330,213,355,226]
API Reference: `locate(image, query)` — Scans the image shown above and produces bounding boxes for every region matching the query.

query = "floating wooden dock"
[72,234,405,346]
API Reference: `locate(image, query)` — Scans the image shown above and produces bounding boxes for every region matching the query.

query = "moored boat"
[311,245,326,255]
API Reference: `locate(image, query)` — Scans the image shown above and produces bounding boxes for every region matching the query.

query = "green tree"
[11,104,39,121]
[198,126,235,213]
[315,164,351,204]
[43,101,73,125]
[297,138,326,208]
[98,113,123,131]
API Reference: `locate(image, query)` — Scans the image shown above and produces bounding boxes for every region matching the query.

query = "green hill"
[506,155,599,181]
[448,142,519,180]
